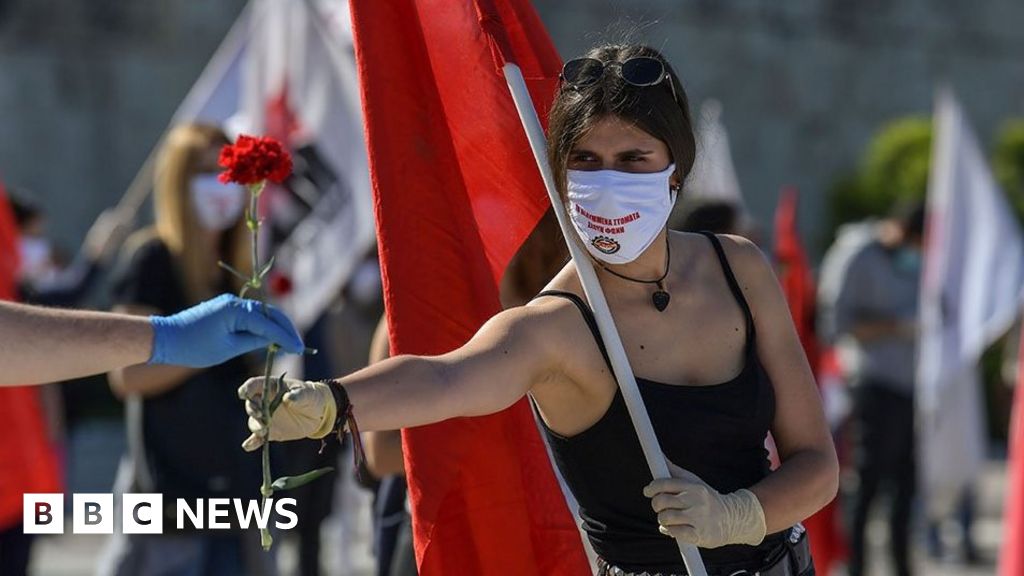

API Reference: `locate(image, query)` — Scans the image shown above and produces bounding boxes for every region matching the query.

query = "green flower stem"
[243,181,276,550]
[239,178,320,550]
[247,183,264,292]
[259,344,277,550]
[260,347,274,499]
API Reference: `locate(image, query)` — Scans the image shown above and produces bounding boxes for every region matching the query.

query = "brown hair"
[153,123,249,303]
[546,44,696,199]
[500,208,568,307]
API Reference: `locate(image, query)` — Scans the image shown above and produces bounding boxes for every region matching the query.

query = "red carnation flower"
[269,272,293,297]
[218,135,293,186]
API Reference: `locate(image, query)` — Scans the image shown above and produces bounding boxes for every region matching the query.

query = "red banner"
[351,0,589,573]
[1000,331,1024,576]
[0,183,62,529]
[774,187,845,573]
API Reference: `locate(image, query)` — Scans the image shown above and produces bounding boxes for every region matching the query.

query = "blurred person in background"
[97,123,276,576]
[362,318,417,576]
[9,187,134,508]
[276,309,346,576]
[9,188,128,307]
[818,200,925,576]
[669,198,741,236]
[0,182,300,576]
[280,252,386,576]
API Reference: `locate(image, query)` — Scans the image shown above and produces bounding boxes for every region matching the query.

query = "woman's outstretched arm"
[239,303,563,449]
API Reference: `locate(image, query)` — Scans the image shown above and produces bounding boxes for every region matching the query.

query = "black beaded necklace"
[597,236,671,311]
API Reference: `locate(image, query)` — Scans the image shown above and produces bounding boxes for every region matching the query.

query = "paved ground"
[28,461,1007,576]
[852,460,1006,576]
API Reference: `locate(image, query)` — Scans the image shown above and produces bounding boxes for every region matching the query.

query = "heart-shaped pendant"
[652,290,670,312]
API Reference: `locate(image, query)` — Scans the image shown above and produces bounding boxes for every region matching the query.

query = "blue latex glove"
[149,294,304,367]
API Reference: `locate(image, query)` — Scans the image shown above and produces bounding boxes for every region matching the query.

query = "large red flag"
[1001,330,1024,576]
[774,187,845,574]
[350,1,590,574]
[0,183,62,529]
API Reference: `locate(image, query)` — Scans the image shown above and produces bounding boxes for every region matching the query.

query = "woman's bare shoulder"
[711,233,784,317]
[714,233,769,267]
[490,277,591,342]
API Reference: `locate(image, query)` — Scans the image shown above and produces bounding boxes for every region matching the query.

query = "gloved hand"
[644,460,767,549]
[149,294,304,367]
[237,377,336,452]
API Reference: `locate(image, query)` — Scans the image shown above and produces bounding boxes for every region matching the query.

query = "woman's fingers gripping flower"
[238,377,337,452]
[643,460,767,549]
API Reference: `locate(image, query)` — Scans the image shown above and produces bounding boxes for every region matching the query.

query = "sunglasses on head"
[559,56,679,104]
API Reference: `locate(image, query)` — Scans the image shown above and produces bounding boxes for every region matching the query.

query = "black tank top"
[535,232,784,574]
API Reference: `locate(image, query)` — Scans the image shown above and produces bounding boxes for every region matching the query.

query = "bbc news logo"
[23,494,298,534]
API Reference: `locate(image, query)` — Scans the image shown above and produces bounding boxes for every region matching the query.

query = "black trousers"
[0,524,33,576]
[374,476,417,576]
[846,383,915,576]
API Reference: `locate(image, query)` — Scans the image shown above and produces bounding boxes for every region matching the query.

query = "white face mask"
[190,175,245,232]
[566,163,677,264]
[18,236,54,283]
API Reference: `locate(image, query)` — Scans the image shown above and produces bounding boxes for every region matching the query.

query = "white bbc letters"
[177,499,203,530]
[23,494,301,534]
[123,494,163,534]
[233,498,273,529]
[73,494,113,534]
[275,498,298,529]
[23,494,63,534]
[207,498,231,529]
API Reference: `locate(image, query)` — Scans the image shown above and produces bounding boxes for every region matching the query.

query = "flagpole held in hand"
[499,60,710,576]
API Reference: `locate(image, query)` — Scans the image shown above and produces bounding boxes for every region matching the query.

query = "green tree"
[860,117,933,205]
[823,117,932,250]
[992,118,1024,222]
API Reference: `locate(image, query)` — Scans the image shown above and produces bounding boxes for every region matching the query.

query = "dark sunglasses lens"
[562,58,604,86]
[620,57,665,86]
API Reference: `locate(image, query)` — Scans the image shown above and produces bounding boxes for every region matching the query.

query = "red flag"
[0,183,17,292]
[0,183,62,529]
[351,1,589,574]
[774,187,846,573]
[1000,330,1024,575]
[774,187,818,365]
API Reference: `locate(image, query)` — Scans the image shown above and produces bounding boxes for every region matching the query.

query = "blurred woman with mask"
[99,123,276,576]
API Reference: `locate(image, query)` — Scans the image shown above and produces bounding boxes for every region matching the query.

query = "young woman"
[240,44,837,575]
[103,124,277,576]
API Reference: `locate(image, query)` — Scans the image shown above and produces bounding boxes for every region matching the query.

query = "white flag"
[171,0,375,331]
[686,99,745,208]
[918,89,1024,516]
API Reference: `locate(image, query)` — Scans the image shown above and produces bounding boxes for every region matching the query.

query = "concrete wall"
[535,0,1024,252]
[1,0,1023,254]
[0,0,245,248]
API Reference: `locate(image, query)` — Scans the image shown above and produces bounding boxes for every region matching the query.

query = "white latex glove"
[238,377,337,452]
[643,460,767,549]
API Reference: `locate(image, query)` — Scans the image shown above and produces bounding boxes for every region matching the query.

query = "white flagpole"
[501,62,709,576]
